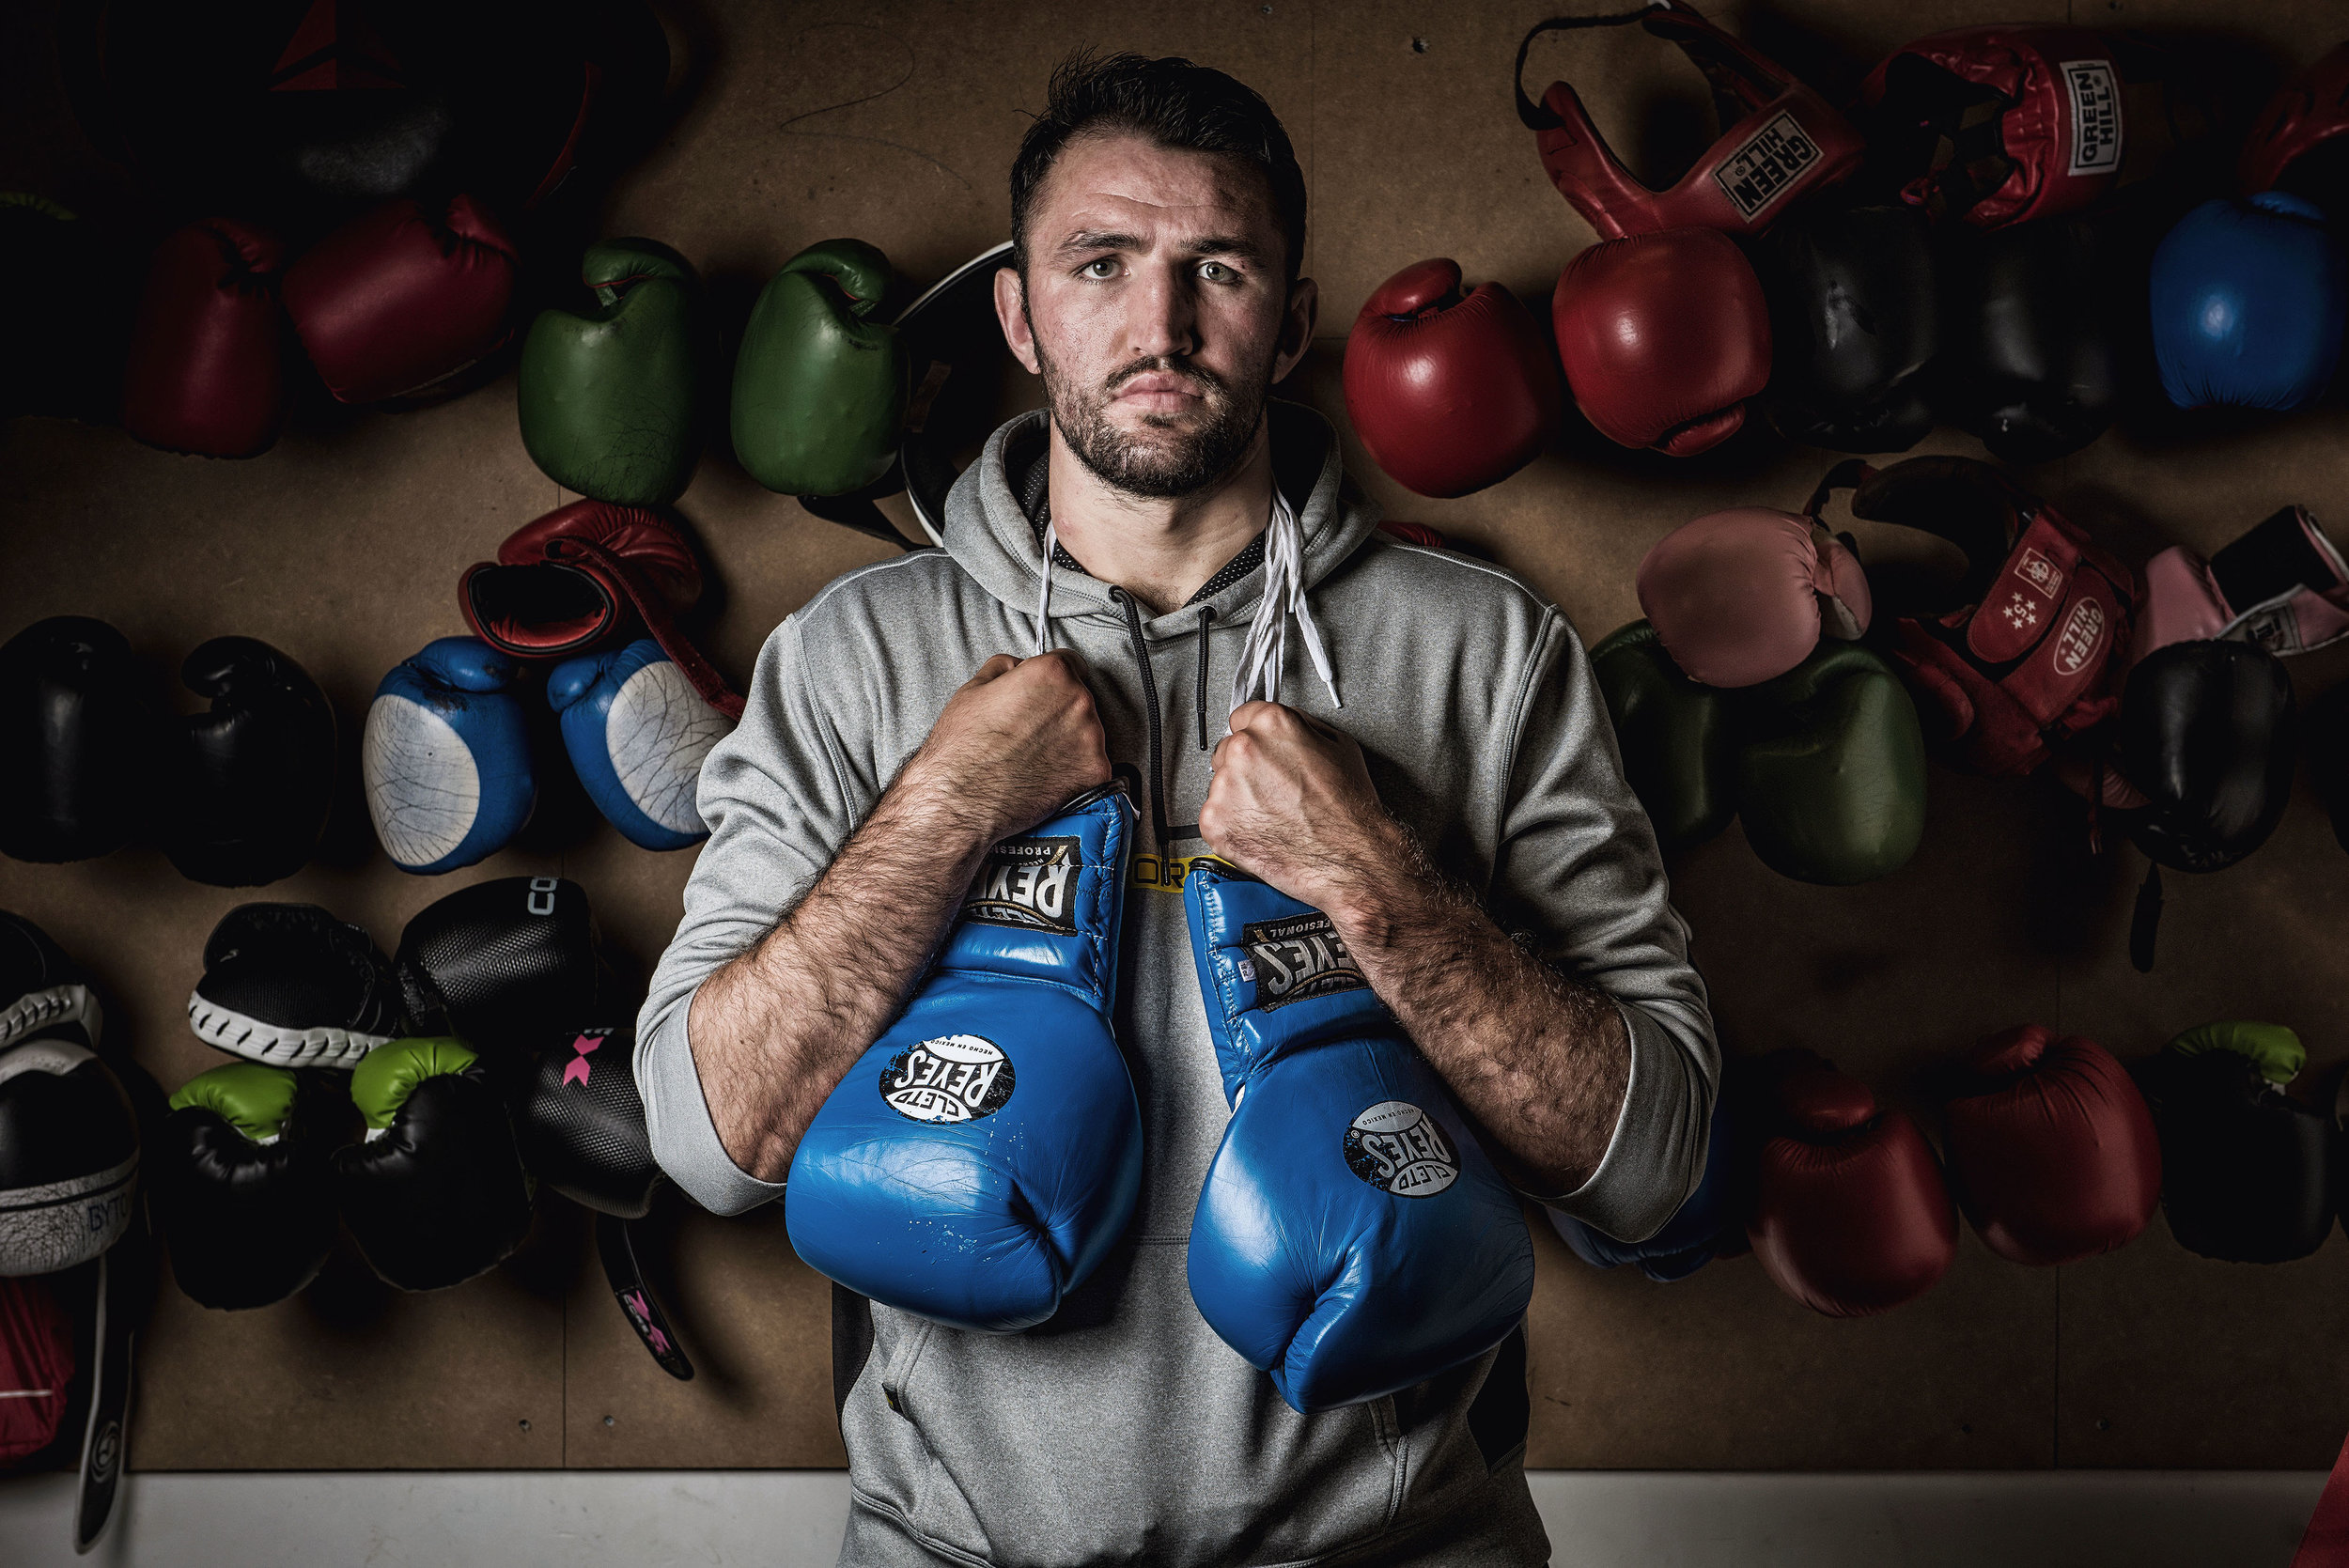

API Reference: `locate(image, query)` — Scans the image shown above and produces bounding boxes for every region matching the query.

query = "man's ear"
[995,265,1042,376]
[1271,275,1319,386]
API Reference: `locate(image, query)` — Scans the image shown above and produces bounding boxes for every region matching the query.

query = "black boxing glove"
[1940,216,2123,466]
[2118,641,2295,876]
[158,636,337,888]
[1754,195,1939,454]
[394,876,604,1061]
[0,617,147,863]
[333,1036,534,1292]
[2139,1022,2333,1264]
[153,1062,348,1310]
[519,1025,693,1378]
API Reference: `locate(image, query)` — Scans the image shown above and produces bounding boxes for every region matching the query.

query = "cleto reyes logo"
[1343,1101,1460,1198]
[2052,598,2107,675]
[879,1034,1017,1123]
[1237,912,1369,1012]
[963,834,1079,936]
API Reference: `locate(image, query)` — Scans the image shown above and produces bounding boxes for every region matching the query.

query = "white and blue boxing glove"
[1184,859,1535,1413]
[362,636,536,874]
[786,784,1144,1332]
[548,639,733,851]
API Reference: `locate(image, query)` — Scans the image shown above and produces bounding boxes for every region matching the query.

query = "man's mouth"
[1111,370,1211,414]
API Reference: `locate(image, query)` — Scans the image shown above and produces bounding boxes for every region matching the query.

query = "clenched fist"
[1200,701,1402,912]
[897,651,1112,845]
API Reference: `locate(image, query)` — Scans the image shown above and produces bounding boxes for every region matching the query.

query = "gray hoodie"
[637,403,1717,1567]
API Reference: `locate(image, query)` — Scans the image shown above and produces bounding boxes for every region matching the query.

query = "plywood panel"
[1526,1217,2058,1470]
[561,1199,845,1469]
[6,0,2349,1477]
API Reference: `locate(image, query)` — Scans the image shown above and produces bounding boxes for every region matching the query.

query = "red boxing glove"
[1942,1025,2159,1266]
[1343,259,1562,499]
[1749,1058,1956,1317]
[460,499,742,720]
[1637,506,1871,689]
[1553,228,1769,456]
[284,194,520,404]
[121,218,287,458]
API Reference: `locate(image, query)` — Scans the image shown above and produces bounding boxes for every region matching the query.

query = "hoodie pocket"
[879,1244,1410,1568]
[879,1313,937,1421]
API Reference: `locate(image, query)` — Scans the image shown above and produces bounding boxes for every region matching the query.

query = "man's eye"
[1200,261,1234,282]
[1081,258,1118,279]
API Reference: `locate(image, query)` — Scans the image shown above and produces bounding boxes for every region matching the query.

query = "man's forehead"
[1034,132,1276,248]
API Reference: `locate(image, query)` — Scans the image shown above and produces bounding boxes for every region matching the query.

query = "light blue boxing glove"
[786,784,1143,1332]
[1550,1089,1738,1282]
[548,639,734,851]
[2151,192,2348,412]
[362,636,536,874]
[1183,859,1535,1413]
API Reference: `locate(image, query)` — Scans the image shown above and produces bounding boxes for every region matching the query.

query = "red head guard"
[2240,43,2349,196]
[1514,3,1862,240]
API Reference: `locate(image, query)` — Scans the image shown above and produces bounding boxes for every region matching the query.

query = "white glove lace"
[1034,489,1340,723]
[1229,487,1339,716]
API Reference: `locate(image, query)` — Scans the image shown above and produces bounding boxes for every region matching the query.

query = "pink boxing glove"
[1637,506,1872,688]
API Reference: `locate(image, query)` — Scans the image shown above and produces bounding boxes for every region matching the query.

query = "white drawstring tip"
[1034,520,1057,657]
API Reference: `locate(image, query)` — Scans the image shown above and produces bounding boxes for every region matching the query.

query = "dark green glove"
[518,239,702,505]
[1591,620,1737,856]
[730,239,908,498]
[1736,641,1927,886]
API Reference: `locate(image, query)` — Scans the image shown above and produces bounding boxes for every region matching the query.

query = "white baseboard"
[0,1468,2324,1567]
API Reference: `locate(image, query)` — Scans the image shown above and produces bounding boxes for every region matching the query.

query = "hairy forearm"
[1322,822,1631,1196]
[688,777,996,1182]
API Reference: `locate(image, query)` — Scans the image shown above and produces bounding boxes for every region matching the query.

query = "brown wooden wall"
[5,0,2349,1471]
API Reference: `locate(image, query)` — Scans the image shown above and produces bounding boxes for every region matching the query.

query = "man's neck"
[1045,422,1274,615]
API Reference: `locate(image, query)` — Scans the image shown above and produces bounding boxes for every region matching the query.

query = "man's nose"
[1125,261,1200,361]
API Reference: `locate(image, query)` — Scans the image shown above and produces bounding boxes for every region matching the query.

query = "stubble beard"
[1031,327,1273,501]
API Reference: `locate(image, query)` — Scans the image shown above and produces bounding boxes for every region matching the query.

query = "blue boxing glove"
[1550,1089,1738,1282]
[2151,192,2348,411]
[786,785,1144,1332]
[548,639,734,851]
[1184,860,1535,1413]
[362,636,536,874]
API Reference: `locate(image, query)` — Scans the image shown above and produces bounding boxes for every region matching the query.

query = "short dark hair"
[1010,53,1307,281]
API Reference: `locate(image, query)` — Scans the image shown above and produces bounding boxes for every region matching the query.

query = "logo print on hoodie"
[1237,912,1368,1011]
[963,835,1079,936]
[880,1033,1016,1123]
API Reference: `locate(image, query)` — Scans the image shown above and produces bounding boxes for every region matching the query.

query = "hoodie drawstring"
[1195,606,1215,750]
[1033,520,1058,656]
[1110,586,1170,845]
[1228,488,1339,715]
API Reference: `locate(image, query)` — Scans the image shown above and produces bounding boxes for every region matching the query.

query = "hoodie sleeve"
[1486,607,1719,1243]
[634,614,865,1217]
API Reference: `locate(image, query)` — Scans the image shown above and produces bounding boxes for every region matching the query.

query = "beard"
[1032,333,1272,500]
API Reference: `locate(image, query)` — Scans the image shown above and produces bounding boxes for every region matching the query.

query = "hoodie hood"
[940,399,1386,646]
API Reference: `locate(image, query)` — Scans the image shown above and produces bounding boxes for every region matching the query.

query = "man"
[639,53,1716,1567]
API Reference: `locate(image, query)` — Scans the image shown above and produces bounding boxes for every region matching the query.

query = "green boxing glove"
[518,238,703,505]
[730,238,908,498]
[1735,641,1927,886]
[1591,620,1737,856]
